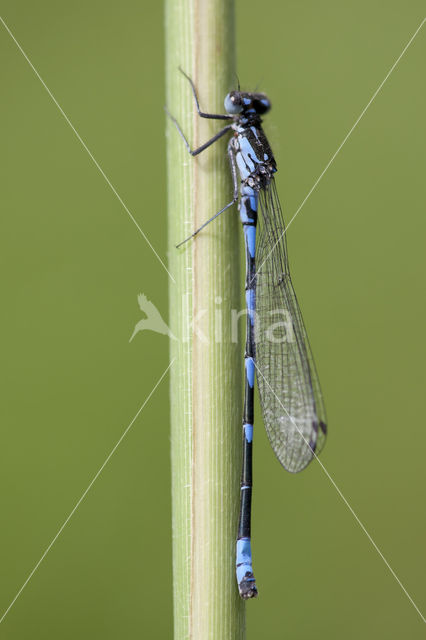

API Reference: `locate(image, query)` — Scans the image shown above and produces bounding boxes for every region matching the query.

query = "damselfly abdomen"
[167,70,327,599]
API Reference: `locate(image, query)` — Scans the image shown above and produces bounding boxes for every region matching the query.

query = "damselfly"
[167,70,327,599]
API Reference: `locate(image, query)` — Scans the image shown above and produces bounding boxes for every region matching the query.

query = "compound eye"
[224,92,243,114]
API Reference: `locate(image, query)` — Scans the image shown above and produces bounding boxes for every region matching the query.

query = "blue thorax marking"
[238,136,263,165]
[250,126,260,141]
[236,151,254,179]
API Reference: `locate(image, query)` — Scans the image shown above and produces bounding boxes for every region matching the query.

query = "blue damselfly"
[167,70,327,599]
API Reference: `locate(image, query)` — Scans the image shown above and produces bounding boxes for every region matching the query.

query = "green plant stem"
[165,0,245,638]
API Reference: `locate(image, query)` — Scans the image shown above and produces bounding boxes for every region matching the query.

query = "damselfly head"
[224,91,271,116]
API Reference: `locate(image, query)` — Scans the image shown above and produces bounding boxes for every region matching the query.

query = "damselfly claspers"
[167,70,327,599]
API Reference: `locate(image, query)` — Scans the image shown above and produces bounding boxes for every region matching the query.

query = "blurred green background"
[1,1,425,638]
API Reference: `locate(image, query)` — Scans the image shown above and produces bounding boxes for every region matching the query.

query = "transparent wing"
[254,179,327,473]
